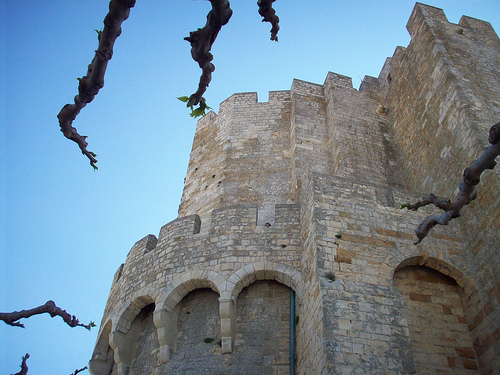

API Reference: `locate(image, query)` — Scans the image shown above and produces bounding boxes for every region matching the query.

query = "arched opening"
[164,288,221,374]
[394,265,478,373]
[229,280,294,374]
[88,320,114,375]
[128,303,158,375]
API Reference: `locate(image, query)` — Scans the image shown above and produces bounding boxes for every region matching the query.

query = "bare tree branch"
[11,353,29,375]
[257,0,280,41]
[57,0,136,170]
[184,0,233,113]
[10,354,87,375]
[70,366,88,375]
[404,122,500,244]
[0,300,95,330]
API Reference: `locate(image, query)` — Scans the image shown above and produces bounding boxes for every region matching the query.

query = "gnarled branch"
[184,0,233,109]
[11,353,29,375]
[57,0,136,170]
[0,300,95,330]
[405,122,500,244]
[258,0,280,41]
[183,0,281,115]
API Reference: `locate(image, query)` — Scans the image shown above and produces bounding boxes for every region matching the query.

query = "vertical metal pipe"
[290,289,295,375]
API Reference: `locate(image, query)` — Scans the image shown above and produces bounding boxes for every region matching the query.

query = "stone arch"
[218,262,302,353]
[89,319,114,375]
[379,245,474,290]
[109,288,159,375]
[390,255,482,328]
[393,257,482,373]
[154,270,223,363]
[227,262,302,301]
[393,255,478,299]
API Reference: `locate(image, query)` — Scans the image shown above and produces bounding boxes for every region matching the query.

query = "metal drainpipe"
[290,289,295,375]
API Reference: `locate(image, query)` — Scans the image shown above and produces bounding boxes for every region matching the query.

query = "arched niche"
[154,270,222,363]
[394,263,479,373]
[162,288,222,374]
[110,294,157,375]
[89,320,115,375]
[127,303,158,375]
[228,279,296,374]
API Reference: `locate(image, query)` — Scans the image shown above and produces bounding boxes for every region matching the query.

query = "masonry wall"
[90,4,500,375]
[179,91,293,227]
[382,4,500,372]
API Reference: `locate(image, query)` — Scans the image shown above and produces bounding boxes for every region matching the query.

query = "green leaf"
[190,107,205,118]
[177,96,190,103]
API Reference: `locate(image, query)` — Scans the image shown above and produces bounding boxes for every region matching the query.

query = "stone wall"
[179,91,293,227]
[382,4,500,372]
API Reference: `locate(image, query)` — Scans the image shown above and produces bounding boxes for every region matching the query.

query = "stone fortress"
[89,3,500,374]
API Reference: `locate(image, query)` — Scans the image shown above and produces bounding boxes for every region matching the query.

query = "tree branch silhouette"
[10,354,88,375]
[70,366,88,375]
[57,0,136,170]
[258,0,280,41]
[403,122,500,244]
[0,300,95,330]
[11,353,29,375]
[60,0,281,164]
[183,0,233,115]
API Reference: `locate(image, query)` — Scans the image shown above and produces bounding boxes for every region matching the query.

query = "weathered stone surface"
[90,4,500,375]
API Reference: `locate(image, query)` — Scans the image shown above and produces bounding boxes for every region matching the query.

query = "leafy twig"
[177,96,212,118]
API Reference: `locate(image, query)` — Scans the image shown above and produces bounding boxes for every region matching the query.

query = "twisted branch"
[258,0,280,41]
[182,0,281,116]
[404,122,500,244]
[184,0,233,111]
[11,353,29,375]
[0,300,95,330]
[57,0,136,170]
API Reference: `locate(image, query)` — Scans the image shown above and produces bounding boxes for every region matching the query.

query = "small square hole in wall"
[387,73,393,84]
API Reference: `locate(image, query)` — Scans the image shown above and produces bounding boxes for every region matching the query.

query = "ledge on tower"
[210,205,258,233]
[291,79,324,97]
[158,214,202,242]
[324,72,354,92]
[127,234,158,257]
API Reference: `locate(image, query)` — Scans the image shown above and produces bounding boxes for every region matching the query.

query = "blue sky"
[1,1,499,373]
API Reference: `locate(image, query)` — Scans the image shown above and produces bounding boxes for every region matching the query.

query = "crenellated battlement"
[108,203,302,293]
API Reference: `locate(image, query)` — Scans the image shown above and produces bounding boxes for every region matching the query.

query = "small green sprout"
[95,29,103,42]
[178,95,212,118]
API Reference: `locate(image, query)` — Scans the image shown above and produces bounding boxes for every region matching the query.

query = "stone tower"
[89,4,500,374]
